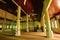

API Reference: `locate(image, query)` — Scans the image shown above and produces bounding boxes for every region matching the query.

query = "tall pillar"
[45,11,53,38]
[26,14,29,32]
[43,0,53,38]
[45,0,53,37]
[15,6,21,36]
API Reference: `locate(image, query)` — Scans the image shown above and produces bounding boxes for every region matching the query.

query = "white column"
[26,14,29,32]
[44,0,53,38]
[45,11,53,38]
[16,6,21,36]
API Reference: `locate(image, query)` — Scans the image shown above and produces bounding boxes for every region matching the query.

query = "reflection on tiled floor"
[0,32,60,40]
[54,33,60,38]
[16,32,60,40]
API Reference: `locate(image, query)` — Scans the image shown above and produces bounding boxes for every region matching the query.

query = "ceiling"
[0,0,44,21]
[30,0,44,21]
[0,0,17,16]
[0,0,60,21]
[0,0,26,17]
[48,0,60,18]
[14,0,44,21]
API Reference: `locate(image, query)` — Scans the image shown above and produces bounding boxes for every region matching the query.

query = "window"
[0,24,2,30]
[7,25,9,28]
[54,20,58,28]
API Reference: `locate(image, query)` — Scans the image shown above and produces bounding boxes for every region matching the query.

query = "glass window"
[6,24,10,29]
[54,21,58,28]
[0,24,2,30]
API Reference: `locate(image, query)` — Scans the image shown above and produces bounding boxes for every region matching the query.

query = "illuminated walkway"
[0,32,60,40]
[20,32,60,40]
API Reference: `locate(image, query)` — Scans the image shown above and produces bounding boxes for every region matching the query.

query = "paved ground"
[0,32,60,40]
[20,32,60,40]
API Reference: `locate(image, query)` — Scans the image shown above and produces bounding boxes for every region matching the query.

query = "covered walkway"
[0,32,60,40]
[0,0,60,40]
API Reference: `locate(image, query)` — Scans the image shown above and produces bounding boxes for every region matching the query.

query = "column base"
[46,30,53,38]
[27,29,29,32]
[15,31,21,36]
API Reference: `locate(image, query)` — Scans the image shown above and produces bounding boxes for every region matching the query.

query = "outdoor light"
[32,14,37,16]
[24,0,27,5]
[28,15,30,17]
[57,0,60,8]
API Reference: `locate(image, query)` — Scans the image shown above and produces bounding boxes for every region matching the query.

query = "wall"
[51,17,60,34]
[0,9,17,21]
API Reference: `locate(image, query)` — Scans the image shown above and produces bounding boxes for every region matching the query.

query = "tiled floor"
[0,32,60,40]
[16,32,60,40]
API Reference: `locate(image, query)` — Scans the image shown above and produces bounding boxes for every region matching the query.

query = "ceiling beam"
[12,0,27,15]
[0,9,16,21]
[0,0,6,4]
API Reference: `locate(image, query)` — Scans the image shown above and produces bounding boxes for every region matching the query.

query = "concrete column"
[15,6,21,36]
[42,0,53,38]
[45,11,53,38]
[26,14,29,32]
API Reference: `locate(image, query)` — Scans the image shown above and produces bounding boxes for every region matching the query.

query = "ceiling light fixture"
[32,14,37,16]
[57,0,60,8]
[24,0,27,5]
